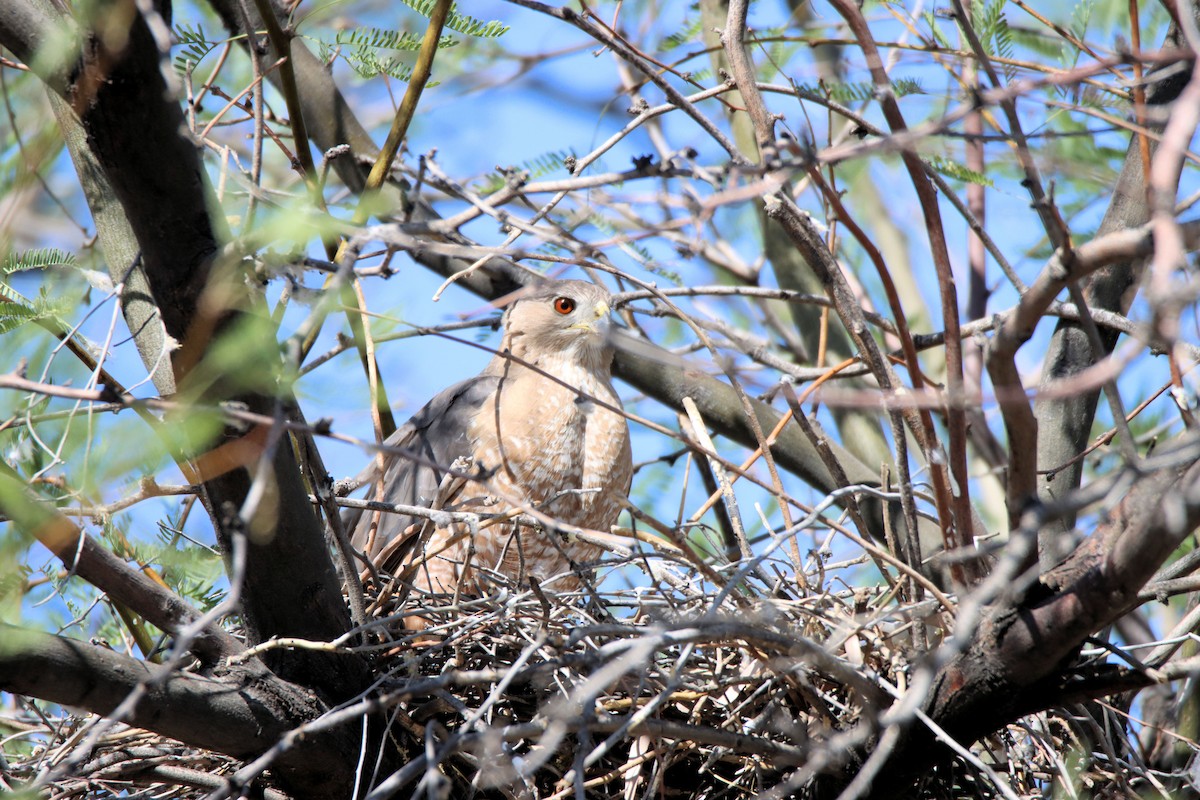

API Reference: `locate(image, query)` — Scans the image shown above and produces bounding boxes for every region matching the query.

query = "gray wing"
[345,374,499,562]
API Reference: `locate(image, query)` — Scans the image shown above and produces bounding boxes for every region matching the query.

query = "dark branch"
[1,0,360,696]
[0,466,243,665]
[0,624,364,795]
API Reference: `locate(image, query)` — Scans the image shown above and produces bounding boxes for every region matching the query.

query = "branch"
[360,0,452,202]
[828,0,973,571]
[0,466,243,664]
[0,625,362,796]
[718,0,940,575]
[203,0,381,195]
[1035,24,1194,549]
[991,215,1200,532]
[826,437,1200,798]
[17,0,358,694]
[505,0,745,162]
[1002,454,1200,679]
[0,0,72,91]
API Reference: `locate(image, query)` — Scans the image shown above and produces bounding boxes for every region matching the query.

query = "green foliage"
[342,45,417,82]
[0,253,76,337]
[1060,0,1094,72]
[84,420,171,495]
[335,26,456,52]
[764,41,790,79]
[1,74,68,206]
[1041,113,1125,197]
[0,534,32,625]
[753,27,800,82]
[791,78,924,105]
[183,312,293,398]
[173,23,218,74]
[51,563,135,648]
[241,197,350,252]
[0,387,49,458]
[922,153,994,187]
[3,248,75,272]
[316,26,458,81]
[476,150,576,194]
[153,406,227,473]
[661,18,705,52]
[398,0,510,38]
[1077,84,1127,112]
[972,0,1017,82]
[114,520,224,613]
[162,541,226,612]
[922,11,955,50]
[310,0,507,80]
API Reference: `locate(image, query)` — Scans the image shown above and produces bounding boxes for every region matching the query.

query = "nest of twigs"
[4,549,1144,799]
[335,547,1009,800]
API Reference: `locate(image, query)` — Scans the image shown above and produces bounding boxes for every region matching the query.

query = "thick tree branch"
[1,0,359,698]
[0,0,72,90]
[51,91,177,397]
[0,625,363,795]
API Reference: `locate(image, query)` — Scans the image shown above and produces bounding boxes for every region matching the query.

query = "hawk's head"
[502,280,615,369]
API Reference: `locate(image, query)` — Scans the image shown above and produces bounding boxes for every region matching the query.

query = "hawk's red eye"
[553,296,576,315]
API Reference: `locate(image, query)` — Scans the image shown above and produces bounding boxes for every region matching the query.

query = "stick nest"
[3,557,1138,799]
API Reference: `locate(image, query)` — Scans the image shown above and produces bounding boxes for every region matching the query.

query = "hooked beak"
[568,300,611,333]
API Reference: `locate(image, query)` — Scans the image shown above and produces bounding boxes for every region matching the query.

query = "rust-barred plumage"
[346,280,632,602]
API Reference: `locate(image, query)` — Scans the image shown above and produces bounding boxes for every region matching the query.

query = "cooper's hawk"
[346,280,632,602]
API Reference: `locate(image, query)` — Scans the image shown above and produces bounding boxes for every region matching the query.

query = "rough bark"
[0,625,362,795]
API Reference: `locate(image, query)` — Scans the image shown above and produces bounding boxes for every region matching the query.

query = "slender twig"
[359,0,454,208]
